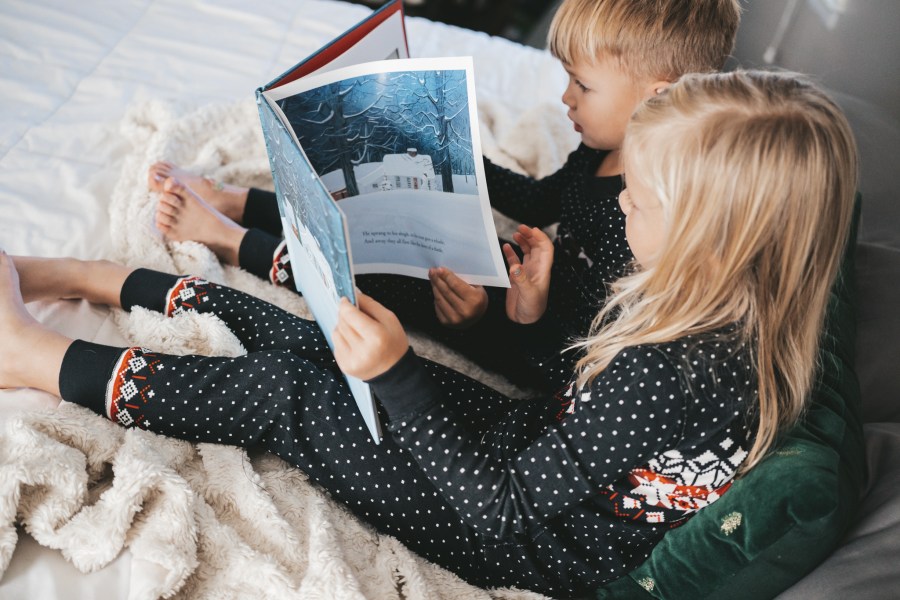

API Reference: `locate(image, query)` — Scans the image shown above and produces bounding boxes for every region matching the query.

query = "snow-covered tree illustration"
[385,70,473,193]
[280,69,475,197]
[282,81,389,197]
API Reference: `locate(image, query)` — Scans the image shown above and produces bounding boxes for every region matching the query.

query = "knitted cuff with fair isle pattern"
[105,275,210,428]
[237,229,294,289]
[269,239,293,287]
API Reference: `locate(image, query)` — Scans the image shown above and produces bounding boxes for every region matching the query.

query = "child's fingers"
[529,226,552,247]
[508,263,525,283]
[336,297,369,343]
[332,326,350,358]
[431,267,480,305]
[429,273,461,318]
[355,292,399,328]
[502,243,521,268]
[516,225,550,247]
[513,230,537,254]
[511,231,525,249]
[428,268,453,298]
[432,291,460,324]
[435,268,466,301]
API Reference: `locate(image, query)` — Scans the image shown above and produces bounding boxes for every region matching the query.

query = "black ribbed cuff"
[238,228,283,280]
[243,188,282,236]
[58,339,126,417]
[366,348,440,421]
[119,268,182,313]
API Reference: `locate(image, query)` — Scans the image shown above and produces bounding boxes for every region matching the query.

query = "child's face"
[618,167,666,268]
[561,57,652,153]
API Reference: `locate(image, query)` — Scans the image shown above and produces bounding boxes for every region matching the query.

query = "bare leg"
[0,253,73,396]
[155,178,247,266]
[148,161,249,224]
[12,256,131,307]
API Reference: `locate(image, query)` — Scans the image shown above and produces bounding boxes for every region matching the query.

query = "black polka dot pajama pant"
[58,268,566,595]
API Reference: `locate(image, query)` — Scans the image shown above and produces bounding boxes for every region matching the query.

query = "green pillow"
[596,196,865,599]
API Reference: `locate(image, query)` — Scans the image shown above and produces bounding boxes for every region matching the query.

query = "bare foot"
[0,252,70,395]
[156,177,247,266]
[148,161,249,223]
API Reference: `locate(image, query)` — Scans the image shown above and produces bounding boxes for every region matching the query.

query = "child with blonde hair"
[149,0,742,392]
[1,70,856,596]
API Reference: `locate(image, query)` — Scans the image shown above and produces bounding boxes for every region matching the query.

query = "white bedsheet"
[0,1,574,597]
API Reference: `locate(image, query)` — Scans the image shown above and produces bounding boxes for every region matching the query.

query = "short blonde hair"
[548,0,741,81]
[574,70,858,472]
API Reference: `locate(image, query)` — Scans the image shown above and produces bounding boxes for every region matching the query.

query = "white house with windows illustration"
[381,148,439,192]
[321,148,440,199]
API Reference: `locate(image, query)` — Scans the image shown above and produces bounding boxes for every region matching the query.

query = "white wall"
[733,0,899,121]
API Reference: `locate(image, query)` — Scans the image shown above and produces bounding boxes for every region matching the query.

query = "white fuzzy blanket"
[0,98,575,599]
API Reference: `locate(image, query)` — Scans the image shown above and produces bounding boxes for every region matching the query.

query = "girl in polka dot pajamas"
[148,0,743,395]
[2,71,858,597]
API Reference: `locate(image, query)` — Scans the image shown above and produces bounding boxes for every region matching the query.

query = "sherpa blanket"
[0,97,575,599]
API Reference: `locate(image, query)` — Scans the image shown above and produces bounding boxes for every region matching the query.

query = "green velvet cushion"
[596,197,865,600]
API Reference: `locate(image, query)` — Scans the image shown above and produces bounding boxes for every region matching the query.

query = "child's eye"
[575,79,589,92]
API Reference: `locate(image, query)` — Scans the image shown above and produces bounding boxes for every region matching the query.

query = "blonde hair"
[548,0,741,81]
[574,70,858,472]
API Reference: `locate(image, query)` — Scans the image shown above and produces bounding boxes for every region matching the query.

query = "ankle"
[72,260,133,307]
[209,225,248,266]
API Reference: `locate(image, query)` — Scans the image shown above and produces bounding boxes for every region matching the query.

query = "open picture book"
[255,0,509,443]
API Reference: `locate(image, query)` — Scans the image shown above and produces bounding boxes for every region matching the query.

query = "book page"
[264,56,510,287]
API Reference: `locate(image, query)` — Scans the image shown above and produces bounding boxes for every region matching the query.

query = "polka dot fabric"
[237,146,632,394]
[60,270,757,598]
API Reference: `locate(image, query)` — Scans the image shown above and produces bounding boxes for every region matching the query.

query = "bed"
[1,1,898,599]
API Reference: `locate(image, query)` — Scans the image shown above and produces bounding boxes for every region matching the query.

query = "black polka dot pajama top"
[237,145,633,393]
[59,267,758,598]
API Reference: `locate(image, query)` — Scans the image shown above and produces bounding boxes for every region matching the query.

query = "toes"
[156,212,176,232]
[157,196,181,217]
[150,161,174,175]
[148,162,175,190]
[163,176,187,197]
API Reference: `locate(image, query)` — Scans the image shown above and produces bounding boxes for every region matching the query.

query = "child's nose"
[561,85,575,108]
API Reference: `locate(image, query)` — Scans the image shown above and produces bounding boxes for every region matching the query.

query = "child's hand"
[333,293,409,381]
[503,225,553,324]
[428,267,489,329]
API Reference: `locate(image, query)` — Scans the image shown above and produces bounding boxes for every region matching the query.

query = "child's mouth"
[567,112,583,133]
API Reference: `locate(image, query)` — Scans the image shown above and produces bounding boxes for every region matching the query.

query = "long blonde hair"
[548,0,741,81]
[574,70,858,471]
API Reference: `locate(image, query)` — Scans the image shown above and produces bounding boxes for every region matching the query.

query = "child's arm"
[366,345,686,540]
[484,146,589,227]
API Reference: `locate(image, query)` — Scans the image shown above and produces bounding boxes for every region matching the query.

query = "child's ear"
[644,80,672,99]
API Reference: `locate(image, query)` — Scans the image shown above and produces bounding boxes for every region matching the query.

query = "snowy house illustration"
[320,170,350,200]
[381,148,440,191]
